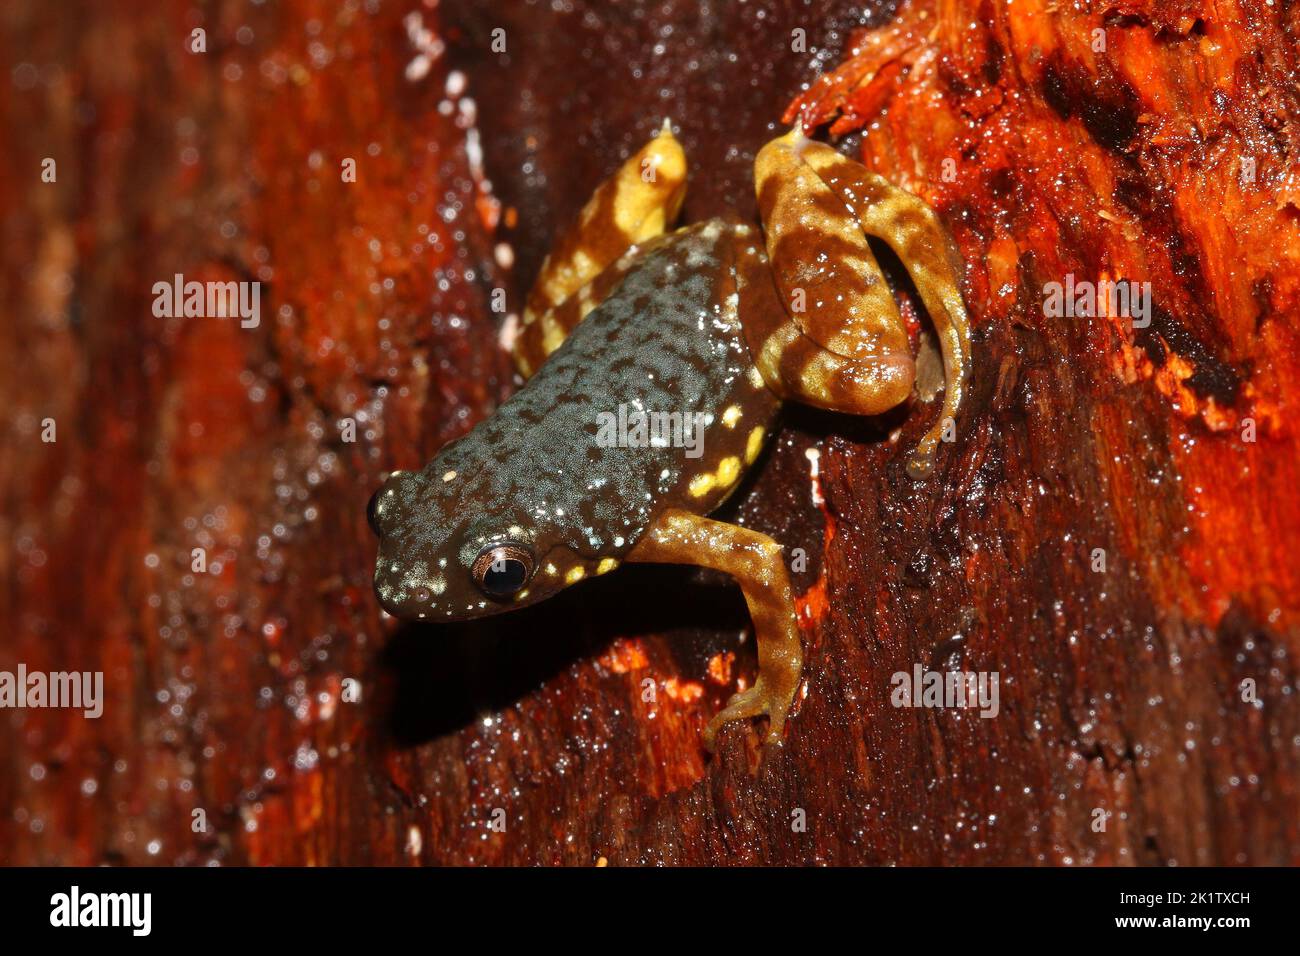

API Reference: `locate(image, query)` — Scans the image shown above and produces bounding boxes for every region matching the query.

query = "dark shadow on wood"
[375,562,751,746]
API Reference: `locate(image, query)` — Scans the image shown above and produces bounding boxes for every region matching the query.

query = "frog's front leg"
[627,509,802,750]
[751,129,972,478]
[514,123,687,377]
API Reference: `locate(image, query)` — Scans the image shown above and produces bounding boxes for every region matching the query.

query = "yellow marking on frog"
[570,249,597,280]
[565,566,587,584]
[747,365,766,389]
[522,125,686,331]
[689,454,745,500]
[801,361,829,393]
[544,562,559,576]
[716,456,742,487]
[746,426,765,463]
[613,125,686,236]
[689,473,716,498]
[631,203,666,238]
[442,470,457,482]
[596,557,619,575]
[757,324,798,379]
[514,589,530,602]
[722,405,742,428]
[541,313,567,355]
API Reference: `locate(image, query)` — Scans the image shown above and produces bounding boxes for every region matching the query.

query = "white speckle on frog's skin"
[442,470,457,482]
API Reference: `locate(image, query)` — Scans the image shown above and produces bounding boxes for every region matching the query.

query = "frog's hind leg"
[753,130,972,478]
[733,228,917,417]
[514,123,688,378]
[626,508,802,750]
[798,138,972,479]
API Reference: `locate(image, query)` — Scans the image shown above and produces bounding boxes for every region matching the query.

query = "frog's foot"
[515,121,687,378]
[751,129,972,479]
[626,508,803,751]
[703,675,798,751]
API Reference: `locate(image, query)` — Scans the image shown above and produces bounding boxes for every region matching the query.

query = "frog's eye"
[366,488,384,535]
[471,543,535,598]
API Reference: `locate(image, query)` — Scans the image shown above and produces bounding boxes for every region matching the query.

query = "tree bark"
[2,0,1297,865]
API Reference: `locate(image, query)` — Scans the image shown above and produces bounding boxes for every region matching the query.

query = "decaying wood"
[2,0,1297,865]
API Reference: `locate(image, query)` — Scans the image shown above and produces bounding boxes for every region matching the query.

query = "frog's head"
[367,467,561,622]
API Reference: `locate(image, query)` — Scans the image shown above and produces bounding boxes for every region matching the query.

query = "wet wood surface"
[2,0,1298,865]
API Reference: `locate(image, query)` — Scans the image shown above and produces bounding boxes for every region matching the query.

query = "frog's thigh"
[626,508,802,749]
[754,130,908,361]
[797,140,973,479]
[735,237,915,417]
[756,323,916,415]
[515,124,687,378]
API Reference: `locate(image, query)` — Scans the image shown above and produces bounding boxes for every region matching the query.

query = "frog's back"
[434,219,779,557]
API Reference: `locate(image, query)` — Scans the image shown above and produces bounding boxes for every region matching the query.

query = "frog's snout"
[368,470,432,619]
[372,577,404,618]
[367,469,418,540]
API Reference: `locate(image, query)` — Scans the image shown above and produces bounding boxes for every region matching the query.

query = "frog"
[368,122,972,750]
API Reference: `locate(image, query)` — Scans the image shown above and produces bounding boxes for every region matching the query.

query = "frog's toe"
[704,678,794,750]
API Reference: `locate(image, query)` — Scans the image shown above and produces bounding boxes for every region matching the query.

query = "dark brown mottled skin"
[370,123,969,746]
[370,219,780,622]
[371,119,972,749]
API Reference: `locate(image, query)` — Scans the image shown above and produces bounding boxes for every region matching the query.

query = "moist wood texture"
[2,0,1297,865]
